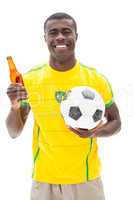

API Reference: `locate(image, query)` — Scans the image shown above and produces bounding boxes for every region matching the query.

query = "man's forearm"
[6,105,30,138]
[94,119,121,137]
[6,108,24,138]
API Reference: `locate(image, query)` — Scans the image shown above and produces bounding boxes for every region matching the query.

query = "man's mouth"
[55,45,67,48]
[53,44,69,49]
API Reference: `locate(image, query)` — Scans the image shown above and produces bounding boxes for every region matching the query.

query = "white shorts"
[31,177,105,200]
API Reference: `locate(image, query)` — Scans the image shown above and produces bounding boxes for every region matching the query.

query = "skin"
[6,18,121,138]
[44,19,78,71]
[6,83,30,137]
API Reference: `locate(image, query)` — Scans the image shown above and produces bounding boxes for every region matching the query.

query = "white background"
[0,0,133,199]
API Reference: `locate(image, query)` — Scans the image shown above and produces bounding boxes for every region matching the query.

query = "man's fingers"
[69,126,82,135]
[68,126,90,138]
[75,128,89,133]
[89,121,104,132]
[7,85,26,94]
[7,90,27,97]
[8,93,28,101]
[9,83,23,87]
[7,84,28,102]
[7,89,27,95]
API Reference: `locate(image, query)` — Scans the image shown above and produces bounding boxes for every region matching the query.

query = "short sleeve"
[97,73,114,108]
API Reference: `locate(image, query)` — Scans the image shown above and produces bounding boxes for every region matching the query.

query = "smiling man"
[44,14,78,71]
[6,12,121,200]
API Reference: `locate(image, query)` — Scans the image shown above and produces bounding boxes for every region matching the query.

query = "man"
[6,12,121,200]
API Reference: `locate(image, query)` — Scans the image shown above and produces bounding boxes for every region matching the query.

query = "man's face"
[44,18,78,61]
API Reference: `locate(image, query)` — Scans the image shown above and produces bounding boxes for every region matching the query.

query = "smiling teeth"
[56,45,67,48]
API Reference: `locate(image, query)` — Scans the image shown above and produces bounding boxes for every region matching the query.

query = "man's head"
[44,12,78,63]
[44,12,77,33]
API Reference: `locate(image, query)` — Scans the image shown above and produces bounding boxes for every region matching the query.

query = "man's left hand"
[68,122,103,138]
[68,103,121,138]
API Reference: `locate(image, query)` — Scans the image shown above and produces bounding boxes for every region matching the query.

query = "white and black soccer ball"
[60,86,105,129]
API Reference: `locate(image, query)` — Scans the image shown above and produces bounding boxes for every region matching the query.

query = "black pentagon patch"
[69,106,82,120]
[81,89,95,100]
[92,109,103,122]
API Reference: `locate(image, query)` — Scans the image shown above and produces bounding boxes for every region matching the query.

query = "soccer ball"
[60,86,105,129]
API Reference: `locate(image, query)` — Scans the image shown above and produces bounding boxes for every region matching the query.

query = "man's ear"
[76,33,78,40]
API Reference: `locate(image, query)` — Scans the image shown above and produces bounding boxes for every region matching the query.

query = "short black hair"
[44,12,77,33]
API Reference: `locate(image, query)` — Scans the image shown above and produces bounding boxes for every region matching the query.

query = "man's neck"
[49,56,77,72]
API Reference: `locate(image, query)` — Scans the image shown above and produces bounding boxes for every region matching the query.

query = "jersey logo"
[55,91,66,103]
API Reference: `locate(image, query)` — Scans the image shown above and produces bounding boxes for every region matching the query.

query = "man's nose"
[56,32,65,41]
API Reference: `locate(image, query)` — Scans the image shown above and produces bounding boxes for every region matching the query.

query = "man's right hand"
[6,83,30,138]
[7,83,28,110]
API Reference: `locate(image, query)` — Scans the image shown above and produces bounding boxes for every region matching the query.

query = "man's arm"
[69,102,121,138]
[6,84,30,138]
[91,102,121,137]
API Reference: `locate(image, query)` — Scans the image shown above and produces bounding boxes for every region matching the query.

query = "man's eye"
[63,30,71,34]
[49,31,57,36]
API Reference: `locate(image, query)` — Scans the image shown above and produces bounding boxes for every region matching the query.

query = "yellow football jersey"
[23,61,113,184]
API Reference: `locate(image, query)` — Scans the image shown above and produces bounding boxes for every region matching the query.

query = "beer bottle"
[7,56,24,85]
